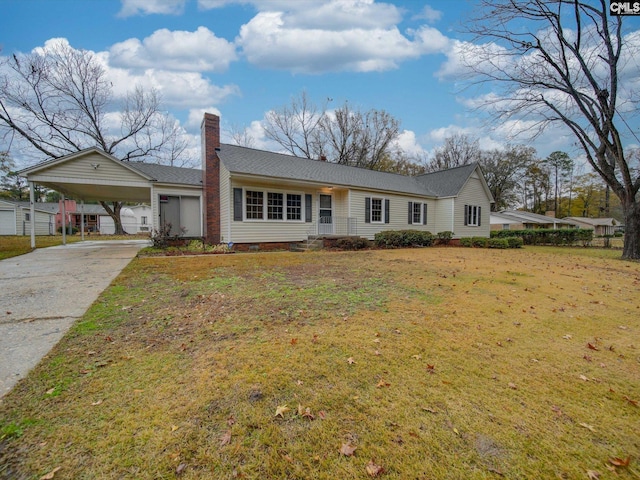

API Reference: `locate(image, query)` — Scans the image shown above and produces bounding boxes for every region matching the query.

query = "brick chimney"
[202,113,221,244]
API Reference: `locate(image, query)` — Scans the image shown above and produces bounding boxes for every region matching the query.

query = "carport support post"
[61,193,66,245]
[80,201,85,241]
[29,181,35,249]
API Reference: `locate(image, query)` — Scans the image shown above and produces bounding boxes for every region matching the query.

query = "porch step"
[291,237,323,252]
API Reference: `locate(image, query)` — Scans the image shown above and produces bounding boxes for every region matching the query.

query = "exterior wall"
[452,173,492,238]
[349,189,435,240]
[18,208,54,235]
[434,197,454,234]
[129,205,152,233]
[151,185,203,236]
[220,163,231,243]
[227,178,317,243]
[36,152,147,185]
[0,201,17,235]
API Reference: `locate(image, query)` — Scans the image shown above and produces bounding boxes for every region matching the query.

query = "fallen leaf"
[220,430,232,446]
[609,456,631,467]
[45,388,56,395]
[422,406,438,413]
[366,460,384,477]
[374,350,381,356]
[453,428,460,435]
[91,400,103,406]
[583,355,592,362]
[508,382,518,390]
[176,463,187,475]
[347,357,356,364]
[411,354,422,360]
[579,423,595,432]
[340,442,357,456]
[587,342,599,351]
[563,334,572,340]
[296,380,304,385]
[318,410,327,420]
[290,338,298,345]
[227,415,236,426]
[312,334,319,343]
[302,407,315,420]
[426,364,435,371]
[39,467,61,480]
[171,425,179,432]
[551,405,563,416]
[579,375,589,381]
[275,405,290,417]
[376,379,390,388]
[624,396,638,407]
[373,339,380,343]
[586,470,600,479]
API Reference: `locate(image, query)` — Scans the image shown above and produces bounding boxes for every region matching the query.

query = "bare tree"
[262,91,325,159]
[465,0,640,258]
[0,40,187,233]
[427,134,481,172]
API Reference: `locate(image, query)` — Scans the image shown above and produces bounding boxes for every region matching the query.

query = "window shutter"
[478,206,482,226]
[423,203,428,225]
[408,202,413,224]
[365,197,371,223]
[464,204,469,226]
[233,188,243,221]
[385,199,390,224]
[305,194,312,222]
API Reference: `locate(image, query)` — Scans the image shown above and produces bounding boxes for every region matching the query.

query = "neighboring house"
[563,217,619,236]
[18,113,495,248]
[0,199,55,235]
[129,204,152,233]
[490,210,578,231]
[99,205,152,234]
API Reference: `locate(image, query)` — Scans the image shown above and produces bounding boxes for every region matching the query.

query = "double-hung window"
[464,204,482,227]
[268,192,283,220]
[365,197,389,224]
[408,201,427,225]
[371,198,383,223]
[246,190,264,220]
[287,194,302,220]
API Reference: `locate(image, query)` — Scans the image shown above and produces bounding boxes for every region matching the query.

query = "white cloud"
[187,107,222,131]
[110,27,237,72]
[413,5,442,24]
[237,11,449,73]
[394,130,425,158]
[118,0,186,17]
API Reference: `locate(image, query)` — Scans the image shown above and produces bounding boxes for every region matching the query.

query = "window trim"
[370,197,384,224]
[464,204,482,227]
[242,187,306,222]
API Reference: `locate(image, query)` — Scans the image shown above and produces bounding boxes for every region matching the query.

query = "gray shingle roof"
[127,162,203,186]
[218,144,479,198]
[6,201,59,214]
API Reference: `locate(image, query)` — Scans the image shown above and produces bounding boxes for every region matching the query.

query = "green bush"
[488,238,509,249]
[336,237,369,250]
[436,231,454,245]
[459,237,473,247]
[507,237,523,248]
[374,230,433,248]
[490,228,592,246]
[472,237,488,248]
[57,226,79,235]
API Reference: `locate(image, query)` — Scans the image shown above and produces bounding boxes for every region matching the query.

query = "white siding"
[349,189,436,240]
[453,173,492,238]
[434,198,454,234]
[18,208,54,235]
[34,153,147,185]
[0,208,16,235]
[228,179,316,243]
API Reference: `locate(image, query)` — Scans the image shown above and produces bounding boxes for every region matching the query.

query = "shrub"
[459,237,473,247]
[374,230,432,248]
[507,237,523,248]
[151,223,186,249]
[488,238,509,249]
[436,231,454,245]
[472,237,488,248]
[336,237,369,250]
[57,226,79,235]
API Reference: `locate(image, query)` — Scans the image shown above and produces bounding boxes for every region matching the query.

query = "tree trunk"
[99,201,126,235]
[622,199,640,260]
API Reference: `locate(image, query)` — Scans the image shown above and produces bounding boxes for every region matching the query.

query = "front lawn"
[1,247,638,479]
[0,236,82,260]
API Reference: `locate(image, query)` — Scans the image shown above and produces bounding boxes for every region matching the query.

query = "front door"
[318,194,333,235]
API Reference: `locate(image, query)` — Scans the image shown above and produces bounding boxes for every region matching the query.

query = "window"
[24,213,31,221]
[464,205,482,227]
[365,197,389,224]
[502,223,510,230]
[371,198,383,222]
[141,216,148,225]
[246,190,264,220]
[287,194,302,220]
[413,202,422,224]
[239,189,304,221]
[268,192,283,220]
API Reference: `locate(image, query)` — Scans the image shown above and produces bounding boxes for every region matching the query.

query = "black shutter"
[365,197,371,223]
[233,188,243,221]
[478,206,482,226]
[464,204,469,226]
[385,199,390,224]
[305,194,312,222]
[423,203,428,225]
[408,202,413,224]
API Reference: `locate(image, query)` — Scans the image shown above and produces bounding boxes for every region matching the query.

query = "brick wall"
[202,113,221,244]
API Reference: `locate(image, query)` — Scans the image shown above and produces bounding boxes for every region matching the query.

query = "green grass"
[1,247,639,479]
[0,235,82,260]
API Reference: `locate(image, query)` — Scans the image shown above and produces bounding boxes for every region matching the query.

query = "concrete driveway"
[0,240,149,397]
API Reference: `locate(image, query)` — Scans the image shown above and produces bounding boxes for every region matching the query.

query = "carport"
[19,148,204,248]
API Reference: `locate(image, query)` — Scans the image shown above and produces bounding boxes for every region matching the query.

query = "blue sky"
[2,0,639,168]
